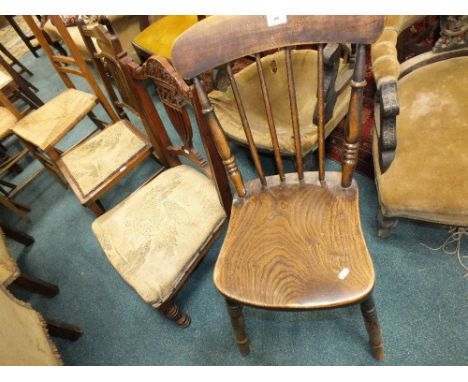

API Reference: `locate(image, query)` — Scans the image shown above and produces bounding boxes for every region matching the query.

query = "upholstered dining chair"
[371,15,468,238]
[18,16,157,216]
[78,22,231,326]
[172,15,385,359]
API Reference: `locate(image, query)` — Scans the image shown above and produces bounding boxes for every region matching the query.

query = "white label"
[338,267,350,280]
[119,166,127,172]
[266,15,287,27]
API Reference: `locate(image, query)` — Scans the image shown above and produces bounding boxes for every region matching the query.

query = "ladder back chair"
[79,23,231,326]
[172,15,385,359]
[6,16,119,196]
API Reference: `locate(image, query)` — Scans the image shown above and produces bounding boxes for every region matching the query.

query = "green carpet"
[2,49,467,366]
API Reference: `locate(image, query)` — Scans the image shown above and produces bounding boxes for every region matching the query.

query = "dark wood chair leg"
[12,274,59,298]
[85,199,105,217]
[46,319,83,341]
[226,299,250,356]
[0,223,34,246]
[157,300,191,328]
[377,210,399,239]
[360,295,384,361]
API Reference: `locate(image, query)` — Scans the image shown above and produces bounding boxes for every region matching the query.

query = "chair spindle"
[284,47,304,180]
[255,53,285,182]
[317,44,326,182]
[341,44,366,188]
[193,77,246,197]
[226,63,266,186]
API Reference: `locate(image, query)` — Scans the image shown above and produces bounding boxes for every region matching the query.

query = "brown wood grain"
[214,171,375,309]
[173,16,384,78]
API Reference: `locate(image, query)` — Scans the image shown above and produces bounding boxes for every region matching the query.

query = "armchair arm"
[371,16,423,173]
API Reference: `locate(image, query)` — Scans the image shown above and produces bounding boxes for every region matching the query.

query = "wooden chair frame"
[78,21,232,325]
[172,15,385,359]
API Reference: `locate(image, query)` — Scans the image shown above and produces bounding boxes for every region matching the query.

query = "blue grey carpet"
[2,49,467,366]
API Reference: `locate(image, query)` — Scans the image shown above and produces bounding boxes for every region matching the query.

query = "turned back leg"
[226,299,250,356]
[360,295,384,361]
[157,300,191,328]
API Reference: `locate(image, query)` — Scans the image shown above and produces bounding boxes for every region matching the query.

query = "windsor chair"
[172,15,385,359]
[80,22,231,326]
[372,16,468,238]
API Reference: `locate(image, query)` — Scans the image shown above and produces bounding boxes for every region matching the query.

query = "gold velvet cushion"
[209,49,351,156]
[133,16,199,58]
[372,16,424,88]
[92,165,226,307]
[0,106,18,140]
[59,120,148,198]
[0,230,19,286]
[374,57,468,225]
[12,88,97,150]
[0,286,62,365]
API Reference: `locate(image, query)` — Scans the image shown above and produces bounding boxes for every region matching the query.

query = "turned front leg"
[360,295,384,360]
[226,299,250,356]
[158,300,191,328]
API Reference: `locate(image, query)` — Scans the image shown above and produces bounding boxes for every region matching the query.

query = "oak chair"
[172,15,385,359]
[372,16,468,238]
[78,23,231,326]
[19,16,155,216]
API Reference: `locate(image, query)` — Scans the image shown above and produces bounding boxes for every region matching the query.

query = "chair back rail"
[173,16,383,198]
[22,16,119,122]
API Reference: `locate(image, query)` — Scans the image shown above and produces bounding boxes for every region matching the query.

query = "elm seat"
[214,172,375,309]
[58,120,149,199]
[92,165,226,307]
[0,286,62,366]
[373,56,468,226]
[132,16,199,59]
[12,88,97,150]
[0,107,18,140]
[209,49,352,155]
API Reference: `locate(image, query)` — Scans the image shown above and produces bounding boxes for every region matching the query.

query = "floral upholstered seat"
[92,165,226,307]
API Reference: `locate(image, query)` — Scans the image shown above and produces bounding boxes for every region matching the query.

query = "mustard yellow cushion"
[0,286,62,365]
[12,88,97,150]
[209,49,351,156]
[92,165,226,307]
[133,15,199,58]
[0,106,18,140]
[374,57,468,225]
[0,230,19,286]
[59,120,148,198]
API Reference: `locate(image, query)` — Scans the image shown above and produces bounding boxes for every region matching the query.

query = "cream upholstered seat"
[373,57,468,225]
[0,106,18,140]
[0,70,13,89]
[92,165,226,307]
[12,88,97,150]
[58,120,148,199]
[0,230,19,286]
[0,286,61,366]
[209,49,352,155]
